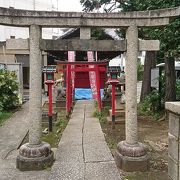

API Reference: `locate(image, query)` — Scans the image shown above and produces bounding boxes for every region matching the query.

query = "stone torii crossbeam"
[0,6,179,171]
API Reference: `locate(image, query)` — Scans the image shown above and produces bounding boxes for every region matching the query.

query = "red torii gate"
[55,60,109,114]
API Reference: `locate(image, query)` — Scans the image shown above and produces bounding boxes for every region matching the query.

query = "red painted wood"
[66,65,71,114]
[45,81,54,116]
[111,84,115,116]
[95,65,102,112]
[74,72,106,88]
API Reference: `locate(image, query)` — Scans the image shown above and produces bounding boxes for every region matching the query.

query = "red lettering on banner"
[68,51,75,89]
[87,51,98,100]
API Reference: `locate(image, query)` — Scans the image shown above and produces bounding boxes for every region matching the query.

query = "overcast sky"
[56,0,83,12]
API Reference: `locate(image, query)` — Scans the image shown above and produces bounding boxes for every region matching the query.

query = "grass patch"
[93,105,110,124]
[41,113,68,148]
[105,135,117,150]
[0,111,12,126]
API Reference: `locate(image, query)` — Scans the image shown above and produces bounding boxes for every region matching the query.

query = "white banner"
[87,51,98,100]
[68,51,75,89]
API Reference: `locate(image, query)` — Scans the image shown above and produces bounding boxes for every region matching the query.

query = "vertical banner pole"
[95,65,102,112]
[66,65,71,115]
[111,83,116,129]
[48,83,53,132]
[68,51,75,112]
[88,51,101,111]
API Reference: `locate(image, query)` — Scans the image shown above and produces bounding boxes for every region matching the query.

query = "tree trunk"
[140,51,156,102]
[165,55,176,101]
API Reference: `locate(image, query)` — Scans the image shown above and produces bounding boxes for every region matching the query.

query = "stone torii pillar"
[115,25,149,171]
[16,25,54,171]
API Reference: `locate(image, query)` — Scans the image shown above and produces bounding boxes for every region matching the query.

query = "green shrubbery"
[138,90,162,120]
[176,80,180,100]
[0,69,19,111]
[93,101,109,124]
[137,61,143,81]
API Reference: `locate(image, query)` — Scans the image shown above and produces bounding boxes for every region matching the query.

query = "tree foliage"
[80,0,180,61]
[80,0,121,12]
[0,69,19,111]
[81,0,180,102]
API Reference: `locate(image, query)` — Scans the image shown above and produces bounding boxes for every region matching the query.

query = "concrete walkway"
[49,100,121,180]
[0,102,50,180]
[0,100,121,179]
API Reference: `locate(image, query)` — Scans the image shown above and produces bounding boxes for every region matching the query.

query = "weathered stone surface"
[168,157,179,180]
[16,150,54,171]
[115,150,149,172]
[114,25,149,172]
[6,39,29,50]
[169,112,180,138]
[1,7,179,27]
[16,25,54,171]
[49,100,121,179]
[19,142,52,158]
[84,142,114,163]
[41,39,127,51]
[107,116,125,124]
[166,105,180,180]
[168,133,179,162]
[85,162,121,180]
[125,25,138,144]
[139,40,160,51]
[28,24,42,146]
[109,109,125,117]
[166,102,180,115]
[80,27,91,39]
[5,38,160,52]
[42,112,57,124]
[49,162,85,180]
[0,102,51,179]
[55,144,84,163]
[16,142,54,171]
[55,100,66,108]
[117,141,147,157]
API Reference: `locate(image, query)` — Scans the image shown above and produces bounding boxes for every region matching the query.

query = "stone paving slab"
[83,142,114,163]
[50,162,85,180]
[0,102,50,180]
[85,161,121,180]
[55,144,84,163]
[0,103,29,157]
[49,100,121,180]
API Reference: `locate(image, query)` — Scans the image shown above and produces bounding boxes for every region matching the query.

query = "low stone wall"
[165,102,180,180]
[56,100,66,108]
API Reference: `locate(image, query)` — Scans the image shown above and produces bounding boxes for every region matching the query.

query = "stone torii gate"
[0,7,179,171]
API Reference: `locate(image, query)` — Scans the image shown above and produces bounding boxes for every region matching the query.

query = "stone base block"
[115,150,149,172]
[43,101,56,109]
[109,109,125,118]
[42,112,57,124]
[107,116,125,124]
[168,156,179,180]
[16,142,54,171]
[17,151,54,171]
[115,141,149,172]
[102,99,111,107]
[56,100,66,108]
[55,107,66,112]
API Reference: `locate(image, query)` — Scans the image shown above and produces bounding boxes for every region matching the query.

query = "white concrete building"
[0,0,62,40]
